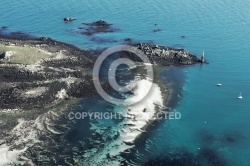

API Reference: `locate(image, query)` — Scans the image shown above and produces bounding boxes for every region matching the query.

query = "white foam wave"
[83,79,164,165]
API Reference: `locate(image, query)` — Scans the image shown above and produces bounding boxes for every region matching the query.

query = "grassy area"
[0,44,55,65]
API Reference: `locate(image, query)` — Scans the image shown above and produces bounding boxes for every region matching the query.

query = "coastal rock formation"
[125,43,201,66]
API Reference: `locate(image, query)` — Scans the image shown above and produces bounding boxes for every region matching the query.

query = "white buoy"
[238,93,243,99]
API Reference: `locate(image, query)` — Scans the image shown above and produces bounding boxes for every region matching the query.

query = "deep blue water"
[1,0,250,165]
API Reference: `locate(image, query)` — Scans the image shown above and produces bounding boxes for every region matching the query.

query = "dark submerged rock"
[222,131,246,144]
[81,31,93,36]
[1,26,8,30]
[0,30,35,40]
[143,148,227,166]
[124,38,132,42]
[123,38,133,44]
[83,20,112,26]
[0,26,8,34]
[153,29,162,32]
[90,37,118,43]
[142,150,199,166]
[79,20,119,36]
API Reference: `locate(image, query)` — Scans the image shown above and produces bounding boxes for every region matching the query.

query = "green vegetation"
[0,44,55,65]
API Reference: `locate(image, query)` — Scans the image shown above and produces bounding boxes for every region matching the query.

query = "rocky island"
[0,34,202,165]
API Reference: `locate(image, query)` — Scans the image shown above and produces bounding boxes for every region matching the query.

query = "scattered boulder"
[63,18,76,22]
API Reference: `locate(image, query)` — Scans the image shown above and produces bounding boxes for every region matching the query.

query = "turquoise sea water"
[1,0,250,165]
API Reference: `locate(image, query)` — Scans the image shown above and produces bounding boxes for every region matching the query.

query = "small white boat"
[217,82,222,86]
[238,93,243,99]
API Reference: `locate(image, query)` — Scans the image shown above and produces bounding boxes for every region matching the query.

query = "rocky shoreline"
[135,43,202,65]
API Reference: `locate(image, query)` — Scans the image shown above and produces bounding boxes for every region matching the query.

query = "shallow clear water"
[1,0,250,165]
